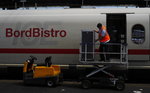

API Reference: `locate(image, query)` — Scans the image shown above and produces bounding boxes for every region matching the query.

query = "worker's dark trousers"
[99,43,110,61]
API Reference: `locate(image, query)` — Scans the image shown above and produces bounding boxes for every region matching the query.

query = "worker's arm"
[94,30,99,33]
[94,30,101,42]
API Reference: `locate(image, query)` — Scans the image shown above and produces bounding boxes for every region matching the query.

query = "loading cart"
[79,31,128,90]
[80,64,126,90]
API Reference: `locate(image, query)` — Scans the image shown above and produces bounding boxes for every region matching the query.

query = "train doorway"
[106,14,126,59]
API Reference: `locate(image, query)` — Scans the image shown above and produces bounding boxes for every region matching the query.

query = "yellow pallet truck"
[23,56,61,87]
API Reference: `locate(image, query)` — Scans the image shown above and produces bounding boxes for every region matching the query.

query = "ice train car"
[0,8,150,70]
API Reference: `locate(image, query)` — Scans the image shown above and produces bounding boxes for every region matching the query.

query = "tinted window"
[132,24,145,44]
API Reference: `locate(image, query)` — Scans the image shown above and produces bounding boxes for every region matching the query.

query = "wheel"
[115,81,125,91]
[81,80,92,89]
[47,80,54,87]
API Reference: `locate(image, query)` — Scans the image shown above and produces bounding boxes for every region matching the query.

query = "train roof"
[0,8,150,16]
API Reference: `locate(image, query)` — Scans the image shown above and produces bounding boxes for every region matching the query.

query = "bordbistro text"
[6,28,67,37]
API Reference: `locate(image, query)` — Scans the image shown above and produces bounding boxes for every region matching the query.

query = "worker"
[94,23,110,62]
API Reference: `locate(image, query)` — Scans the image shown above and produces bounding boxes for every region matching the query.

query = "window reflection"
[132,24,145,44]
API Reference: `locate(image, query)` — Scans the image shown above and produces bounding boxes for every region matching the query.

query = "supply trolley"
[79,31,128,90]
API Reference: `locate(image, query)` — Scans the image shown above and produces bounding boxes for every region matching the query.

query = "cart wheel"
[47,80,54,87]
[81,80,92,89]
[115,81,125,91]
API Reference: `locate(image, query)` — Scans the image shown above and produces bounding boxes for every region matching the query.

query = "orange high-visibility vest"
[99,26,110,43]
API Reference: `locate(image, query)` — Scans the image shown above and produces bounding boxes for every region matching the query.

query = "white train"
[0,8,150,69]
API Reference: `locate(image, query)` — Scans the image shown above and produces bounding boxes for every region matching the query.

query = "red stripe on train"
[0,49,79,54]
[128,49,150,55]
[0,48,149,55]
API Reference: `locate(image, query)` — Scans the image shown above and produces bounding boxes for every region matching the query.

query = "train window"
[132,24,145,44]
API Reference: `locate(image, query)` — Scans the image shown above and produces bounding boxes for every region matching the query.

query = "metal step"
[81,59,128,65]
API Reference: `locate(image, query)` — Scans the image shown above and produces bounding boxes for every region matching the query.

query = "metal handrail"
[79,43,128,64]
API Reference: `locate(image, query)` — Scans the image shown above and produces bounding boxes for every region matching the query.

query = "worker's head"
[97,23,102,28]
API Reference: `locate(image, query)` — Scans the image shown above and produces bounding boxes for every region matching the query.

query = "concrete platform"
[0,80,149,93]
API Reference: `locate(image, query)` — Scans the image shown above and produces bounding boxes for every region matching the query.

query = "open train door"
[127,14,150,61]
[107,14,126,59]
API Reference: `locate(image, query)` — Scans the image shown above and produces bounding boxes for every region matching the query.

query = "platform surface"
[0,80,149,93]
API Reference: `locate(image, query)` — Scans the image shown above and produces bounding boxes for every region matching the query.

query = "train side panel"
[127,14,150,61]
[0,14,106,64]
